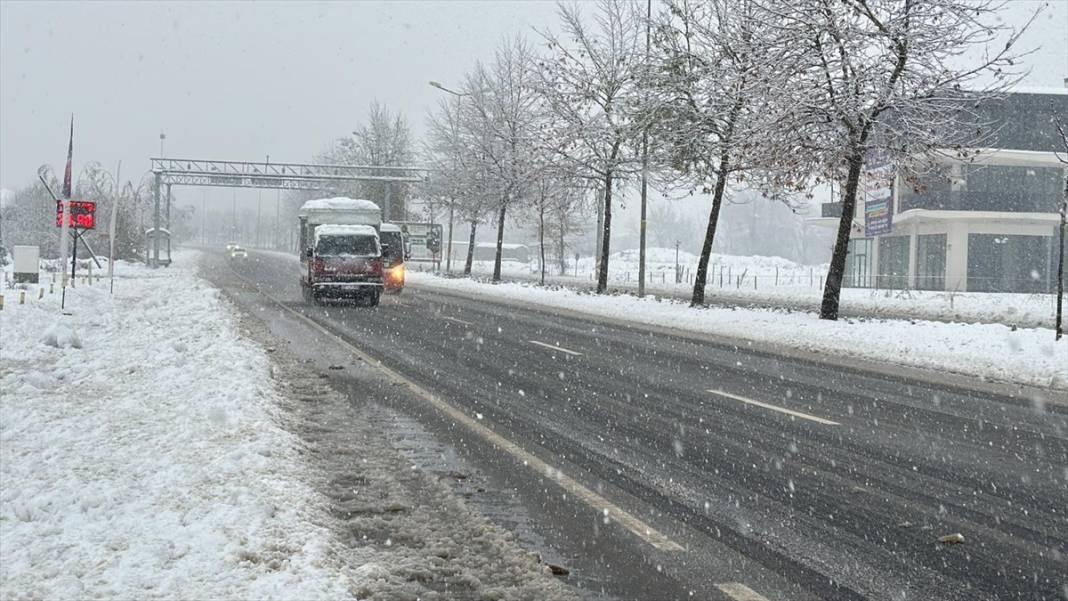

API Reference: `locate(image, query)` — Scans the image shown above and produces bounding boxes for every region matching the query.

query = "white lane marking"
[236,272,682,551]
[716,582,770,601]
[528,340,583,356]
[442,315,474,326]
[707,389,840,426]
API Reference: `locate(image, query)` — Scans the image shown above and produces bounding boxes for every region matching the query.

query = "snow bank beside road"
[435,250,1056,328]
[0,252,350,600]
[409,272,1068,391]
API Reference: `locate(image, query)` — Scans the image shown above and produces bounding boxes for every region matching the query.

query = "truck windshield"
[316,235,378,257]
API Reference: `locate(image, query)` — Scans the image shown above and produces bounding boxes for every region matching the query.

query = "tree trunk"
[539,204,546,285]
[597,172,613,293]
[692,156,730,306]
[464,220,477,276]
[557,211,567,275]
[820,151,865,320]
[492,201,506,283]
[1056,174,1066,340]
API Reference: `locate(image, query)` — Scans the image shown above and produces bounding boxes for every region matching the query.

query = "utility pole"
[232,189,237,243]
[638,0,651,297]
[275,190,281,250]
[256,189,262,248]
[202,190,207,244]
[594,185,604,277]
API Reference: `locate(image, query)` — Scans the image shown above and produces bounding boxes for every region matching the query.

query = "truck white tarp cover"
[298,197,381,215]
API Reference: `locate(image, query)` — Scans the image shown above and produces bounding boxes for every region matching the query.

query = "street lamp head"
[160,133,166,140]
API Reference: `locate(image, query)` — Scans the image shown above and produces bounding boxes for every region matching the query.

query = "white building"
[813,90,1068,293]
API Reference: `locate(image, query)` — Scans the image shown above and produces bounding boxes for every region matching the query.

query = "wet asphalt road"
[207,250,1067,601]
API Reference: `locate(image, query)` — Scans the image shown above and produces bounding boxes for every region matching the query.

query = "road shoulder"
[206,259,581,600]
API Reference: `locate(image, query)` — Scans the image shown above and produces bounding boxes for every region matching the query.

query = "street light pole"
[638,0,651,297]
[159,132,166,156]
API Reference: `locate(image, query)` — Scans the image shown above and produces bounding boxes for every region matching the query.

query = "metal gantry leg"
[165,183,172,265]
[151,173,161,267]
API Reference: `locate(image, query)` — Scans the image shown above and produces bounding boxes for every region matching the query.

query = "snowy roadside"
[408,271,1068,391]
[0,252,351,599]
[425,251,1059,329]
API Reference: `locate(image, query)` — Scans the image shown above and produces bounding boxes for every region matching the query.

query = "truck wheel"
[367,291,381,307]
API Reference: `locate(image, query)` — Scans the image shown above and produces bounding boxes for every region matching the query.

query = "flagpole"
[58,115,73,310]
[109,161,121,294]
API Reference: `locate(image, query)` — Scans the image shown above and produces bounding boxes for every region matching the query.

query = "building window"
[877,236,909,289]
[916,234,946,291]
[843,238,873,288]
[967,234,1052,293]
[900,164,1065,213]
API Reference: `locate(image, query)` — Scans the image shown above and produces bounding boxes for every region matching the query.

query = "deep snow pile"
[408,271,1068,390]
[0,257,351,599]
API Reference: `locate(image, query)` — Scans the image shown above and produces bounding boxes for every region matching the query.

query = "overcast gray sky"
[1,0,1065,210]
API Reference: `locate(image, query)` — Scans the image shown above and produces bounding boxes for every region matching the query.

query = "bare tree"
[767,0,1033,320]
[537,0,646,293]
[461,37,542,282]
[647,0,792,306]
[324,101,414,220]
[425,94,495,275]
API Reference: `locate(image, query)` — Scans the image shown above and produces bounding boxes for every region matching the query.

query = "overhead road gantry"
[147,157,429,267]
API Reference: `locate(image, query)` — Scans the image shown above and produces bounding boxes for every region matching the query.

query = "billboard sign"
[863,161,894,237]
[396,221,443,262]
[56,200,97,229]
[864,197,892,237]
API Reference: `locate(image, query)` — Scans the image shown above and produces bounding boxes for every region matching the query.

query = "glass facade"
[877,236,909,289]
[900,165,1064,213]
[915,234,946,291]
[843,238,873,288]
[967,234,1054,293]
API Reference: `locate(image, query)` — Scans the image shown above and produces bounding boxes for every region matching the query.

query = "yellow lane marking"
[716,582,771,601]
[237,271,683,552]
[707,389,840,426]
[529,340,583,356]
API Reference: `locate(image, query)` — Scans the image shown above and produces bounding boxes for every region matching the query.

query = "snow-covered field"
[1,254,351,599]
[427,247,1059,327]
[408,271,1068,391]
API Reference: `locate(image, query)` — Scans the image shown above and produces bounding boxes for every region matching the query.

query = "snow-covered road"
[407,271,1068,391]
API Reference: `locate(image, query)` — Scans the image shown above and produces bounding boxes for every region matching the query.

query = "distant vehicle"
[379,223,406,294]
[229,246,248,259]
[226,242,238,252]
[297,198,385,306]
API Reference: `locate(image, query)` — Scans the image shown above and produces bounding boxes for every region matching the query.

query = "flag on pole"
[62,115,74,199]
